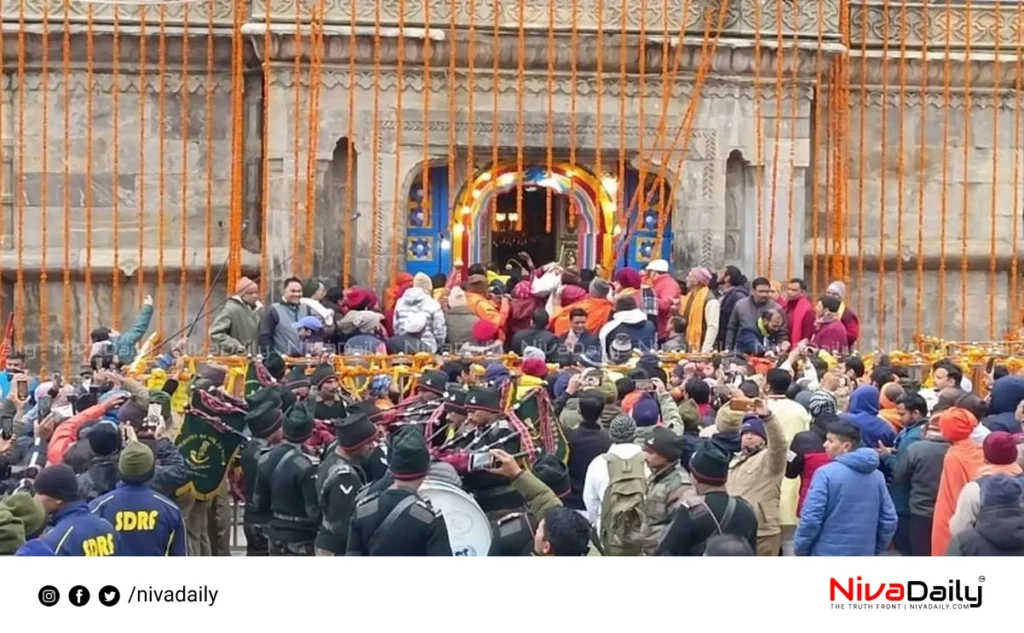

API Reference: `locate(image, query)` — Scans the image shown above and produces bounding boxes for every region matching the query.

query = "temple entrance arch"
[451,163,616,272]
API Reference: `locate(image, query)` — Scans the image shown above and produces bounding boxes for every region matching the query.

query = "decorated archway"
[451,163,617,271]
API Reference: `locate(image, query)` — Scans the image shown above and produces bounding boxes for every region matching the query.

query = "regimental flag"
[174,390,249,501]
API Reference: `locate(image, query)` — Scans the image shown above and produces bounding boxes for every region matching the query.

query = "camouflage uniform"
[641,464,695,555]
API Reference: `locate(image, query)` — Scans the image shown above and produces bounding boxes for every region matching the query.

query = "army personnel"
[314,411,378,556]
[454,386,524,518]
[238,395,286,556]
[285,364,312,400]
[253,401,319,556]
[346,426,452,556]
[641,426,695,555]
[309,363,347,420]
[486,450,594,557]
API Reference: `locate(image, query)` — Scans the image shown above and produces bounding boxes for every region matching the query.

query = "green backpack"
[599,453,647,556]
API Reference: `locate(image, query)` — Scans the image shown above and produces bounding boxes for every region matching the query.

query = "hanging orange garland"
[179,3,191,331]
[916,0,930,337]
[342,0,357,286]
[895,0,909,348]
[368,0,383,286]
[204,0,217,351]
[959,0,973,341]
[877,0,890,343]
[39,2,50,371]
[112,7,122,332]
[62,1,72,373]
[988,0,1002,338]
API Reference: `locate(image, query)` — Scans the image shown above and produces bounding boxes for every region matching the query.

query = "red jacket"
[786,421,832,516]
[47,399,123,466]
[840,307,861,347]
[811,319,849,354]
[785,295,816,344]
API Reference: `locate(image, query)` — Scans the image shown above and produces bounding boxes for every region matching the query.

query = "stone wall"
[0,32,243,368]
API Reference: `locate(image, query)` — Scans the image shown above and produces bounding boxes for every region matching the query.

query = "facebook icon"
[69,586,90,607]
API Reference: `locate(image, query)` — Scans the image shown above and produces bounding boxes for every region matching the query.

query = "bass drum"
[418,480,492,557]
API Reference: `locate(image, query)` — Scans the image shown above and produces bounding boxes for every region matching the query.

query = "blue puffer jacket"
[980,376,1024,434]
[793,447,897,556]
[843,385,896,448]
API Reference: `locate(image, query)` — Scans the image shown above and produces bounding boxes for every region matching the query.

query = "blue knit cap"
[740,414,767,441]
[632,394,660,427]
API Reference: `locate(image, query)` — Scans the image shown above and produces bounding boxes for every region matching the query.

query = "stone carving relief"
[253,0,842,38]
[849,1,1020,49]
[2,0,237,25]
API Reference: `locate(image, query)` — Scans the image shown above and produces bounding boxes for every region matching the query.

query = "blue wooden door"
[405,166,453,277]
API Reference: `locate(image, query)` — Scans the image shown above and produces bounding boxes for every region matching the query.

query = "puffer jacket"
[392,287,446,352]
[725,412,788,537]
[793,447,898,556]
[980,376,1024,433]
[786,415,831,517]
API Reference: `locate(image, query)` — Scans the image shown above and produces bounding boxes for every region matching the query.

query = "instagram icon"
[38,586,60,607]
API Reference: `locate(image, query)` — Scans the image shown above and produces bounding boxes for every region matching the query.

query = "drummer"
[455,386,526,519]
[346,426,452,556]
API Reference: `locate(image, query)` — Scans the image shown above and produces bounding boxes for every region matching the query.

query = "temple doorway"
[490,187,563,268]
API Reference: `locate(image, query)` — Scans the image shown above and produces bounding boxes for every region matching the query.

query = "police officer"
[27,464,119,556]
[314,411,378,556]
[454,386,524,518]
[237,394,286,556]
[89,441,187,556]
[309,363,347,420]
[346,426,452,556]
[253,400,319,556]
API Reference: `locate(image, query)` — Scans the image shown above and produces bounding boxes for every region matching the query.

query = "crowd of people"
[0,255,1022,557]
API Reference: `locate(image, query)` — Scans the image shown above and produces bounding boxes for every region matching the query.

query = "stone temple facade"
[0,0,1019,368]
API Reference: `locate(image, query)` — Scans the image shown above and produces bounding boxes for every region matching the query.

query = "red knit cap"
[983,431,1019,465]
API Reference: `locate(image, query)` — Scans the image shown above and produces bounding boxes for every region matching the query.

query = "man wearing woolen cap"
[238,395,286,556]
[315,411,378,556]
[209,276,263,355]
[22,464,119,556]
[346,426,452,556]
[641,427,695,555]
[253,401,320,556]
[656,440,759,556]
[89,441,187,556]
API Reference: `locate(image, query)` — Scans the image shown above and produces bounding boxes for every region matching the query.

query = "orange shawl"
[681,286,710,351]
[550,296,614,337]
[879,390,903,431]
[932,440,985,556]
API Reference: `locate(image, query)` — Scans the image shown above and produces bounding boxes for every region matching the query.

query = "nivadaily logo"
[829,576,984,610]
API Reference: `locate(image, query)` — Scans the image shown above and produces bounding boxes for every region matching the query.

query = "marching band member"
[253,402,319,556]
[315,411,378,557]
[346,426,452,556]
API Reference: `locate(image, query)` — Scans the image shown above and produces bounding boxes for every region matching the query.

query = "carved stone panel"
[251,0,842,39]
